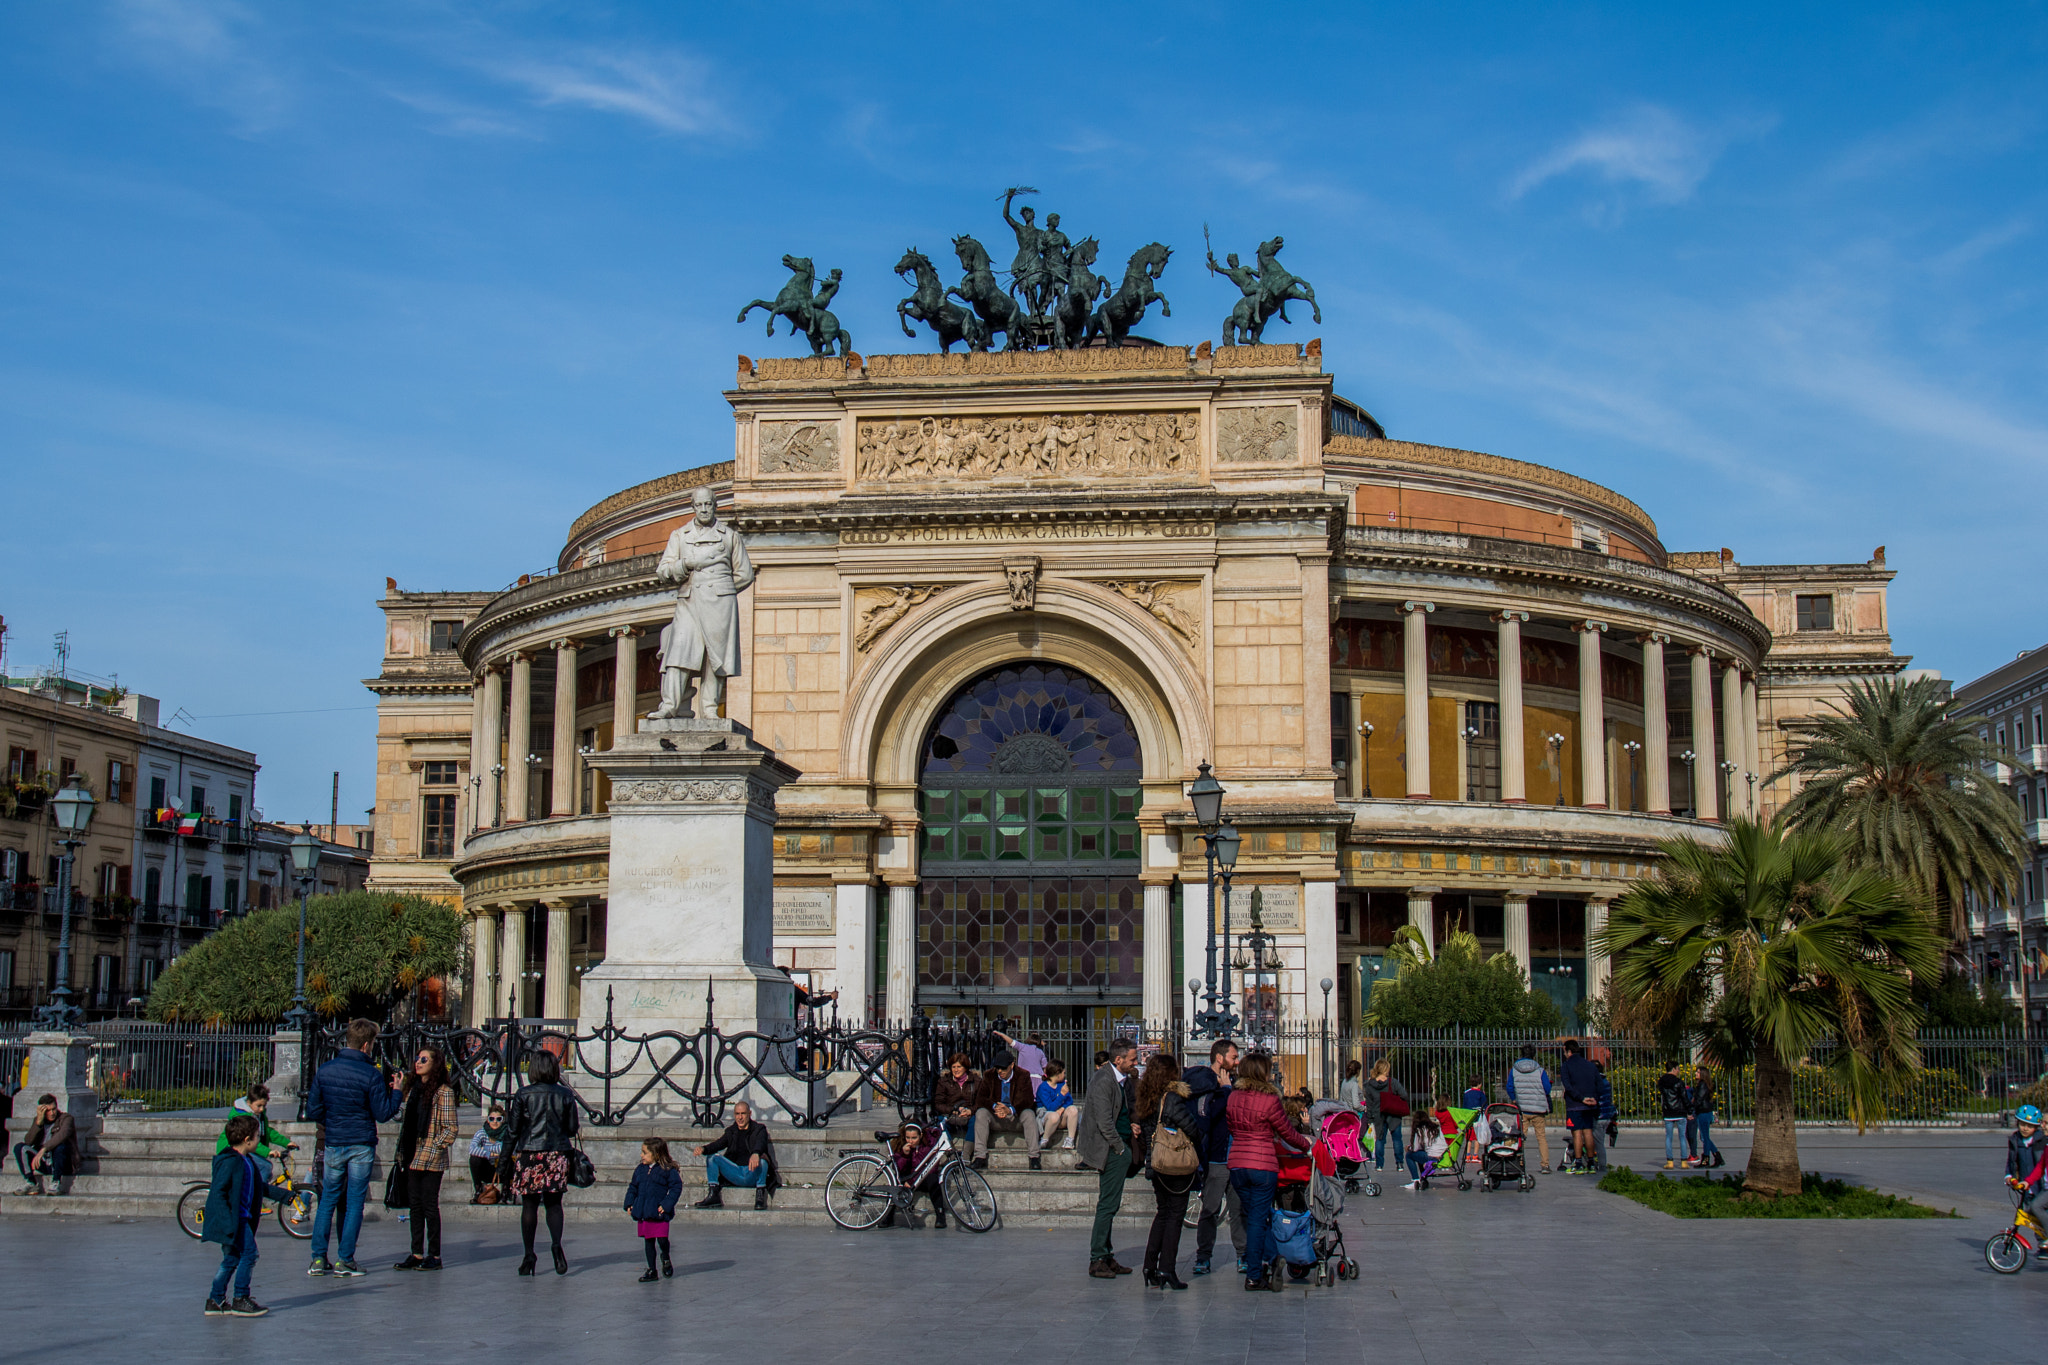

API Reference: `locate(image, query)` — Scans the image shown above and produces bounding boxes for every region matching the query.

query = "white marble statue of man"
[650,488,755,720]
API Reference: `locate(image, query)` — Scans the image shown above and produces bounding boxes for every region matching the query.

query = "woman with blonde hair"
[1364,1057,1410,1178]
[1223,1054,1308,1292]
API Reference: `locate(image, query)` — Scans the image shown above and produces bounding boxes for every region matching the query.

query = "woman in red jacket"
[1224,1054,1309,1291]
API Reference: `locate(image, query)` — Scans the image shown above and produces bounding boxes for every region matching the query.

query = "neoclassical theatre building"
[367,342,1907,1033]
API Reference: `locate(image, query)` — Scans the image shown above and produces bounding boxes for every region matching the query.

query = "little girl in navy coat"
[625,1138,684,1281]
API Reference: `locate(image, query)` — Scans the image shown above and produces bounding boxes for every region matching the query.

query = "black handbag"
[383,1160,413,1209]
[567,1148,596,1188]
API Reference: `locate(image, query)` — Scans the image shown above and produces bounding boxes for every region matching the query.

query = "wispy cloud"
[1508,104,1751,208]
[476,47,724,136]
[377,84,534,140]
[107,0,290,131]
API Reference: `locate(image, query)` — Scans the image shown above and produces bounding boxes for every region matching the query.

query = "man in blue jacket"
[304,1019,401,1277]
[1558,1039,1603,1175]
[1182,1038,1242,1277]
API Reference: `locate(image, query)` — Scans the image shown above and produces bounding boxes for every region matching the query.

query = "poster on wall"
[773,887,835,934]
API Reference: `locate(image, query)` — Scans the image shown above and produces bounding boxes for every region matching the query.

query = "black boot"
[661,1249,673,1278]
[693,1185,723,1209]
[754,1187,768,1210]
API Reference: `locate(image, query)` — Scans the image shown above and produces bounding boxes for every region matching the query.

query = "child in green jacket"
[214,1084,293,1160]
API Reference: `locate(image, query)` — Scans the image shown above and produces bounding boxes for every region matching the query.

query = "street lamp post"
[1235,905,1277,1051]
[285,828,321,1030]
[1622,740,1642,812]
[35,779,96,1031]
[1186,763,1242,1040]
[1679,749,1697,816]
[1320,976,1334,1097]
[1357,720,1373,799]
[489,764,505,826]
[1462,725,1482,801]
[1719,760,1738,816]
[1745,770,1758,814]
[1547,733,1567,806]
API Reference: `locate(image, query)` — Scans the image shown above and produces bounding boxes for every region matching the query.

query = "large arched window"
[917,663,1143,1004]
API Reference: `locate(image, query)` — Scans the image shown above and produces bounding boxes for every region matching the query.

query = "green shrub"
[1366,932,1561,1030]
[147,891,463,1025]
[1597,1165,1950,1218]
[1603,1061,1969,1123]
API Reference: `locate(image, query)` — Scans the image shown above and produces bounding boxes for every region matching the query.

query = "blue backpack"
[1271,1206,1317,1267]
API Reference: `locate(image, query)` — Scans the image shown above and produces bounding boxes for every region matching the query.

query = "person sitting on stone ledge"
[14,1094,77,1197]
[934,1053,979,1147]
[970,1048,1041,1171]
[693,1101,780,1209]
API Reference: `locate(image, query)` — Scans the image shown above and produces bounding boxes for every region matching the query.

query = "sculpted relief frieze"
[757,419,841,475]
[853,584,949,652]
[1215,405,1298,464]
[855,411,1197,483]
[1104,579,1203,648]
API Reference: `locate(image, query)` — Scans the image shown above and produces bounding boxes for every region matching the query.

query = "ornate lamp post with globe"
[1186,762,1242,1040]
[285,828,321,1030]
[35,778,96,1031]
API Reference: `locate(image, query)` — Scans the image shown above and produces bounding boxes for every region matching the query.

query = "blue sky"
[3,2,2044,820]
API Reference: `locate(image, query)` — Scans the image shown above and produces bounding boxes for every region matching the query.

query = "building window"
[144,866,162,908]
[106,759,126,804]
[423,761,458,786]
[139,958,161,991]
[0,949,12,991]
[190,785,207,816]
[422,795,457,858]
[429,620,464,652]
[149,775,167,811]
[57,756,75,781]
[186,873,205,913]
[7,747,36,780]
[224,879,240,914]
[1794,595,1834,632]
[227,793,242,826]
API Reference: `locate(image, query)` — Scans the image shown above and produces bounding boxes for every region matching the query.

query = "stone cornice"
[363,678,476,697]
[1324,435,1657,544]
[565,461,735,550]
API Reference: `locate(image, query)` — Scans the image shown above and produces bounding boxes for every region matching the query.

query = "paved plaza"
[0,1129,2032,1362]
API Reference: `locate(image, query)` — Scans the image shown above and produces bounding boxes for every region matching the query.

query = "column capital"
[1572,620,1608,634]
[1636,630,1672,645]
[1687,643,1714,658]
[1491,610,1530,624]
[608,625,641,640]
[1501,890,1535,904]
[1401,600,1435,615]
[506,650,533,665]
[550,637,581,653]
[1406,884,1443,899]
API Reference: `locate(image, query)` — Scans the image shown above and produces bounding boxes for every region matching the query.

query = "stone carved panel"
[1215,405,1299,464]
[855,411,1197,482]
[773,887,835,934]
[853,584,948,652]
[607,778,776,817]
[1235,882,1303,932]
[1105,580,1202,648]
[757,419,841,475]
[1003,556,1041,611]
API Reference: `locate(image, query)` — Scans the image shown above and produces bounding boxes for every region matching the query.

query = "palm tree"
[1770,675,2024,943]
[1597,818,1942,1197]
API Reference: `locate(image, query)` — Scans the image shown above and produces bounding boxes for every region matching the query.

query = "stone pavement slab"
[0,1127,2032,1363]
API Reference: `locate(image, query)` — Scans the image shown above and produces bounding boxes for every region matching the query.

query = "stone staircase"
[1,1109,1155,1231]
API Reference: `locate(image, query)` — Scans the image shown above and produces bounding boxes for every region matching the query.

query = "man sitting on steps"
[693,1102,780,1209]
[970,1049,1041,1171]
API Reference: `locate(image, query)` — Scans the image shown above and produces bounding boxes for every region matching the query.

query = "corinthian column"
[610,626,640,747]
[1403,602,1434,799]
[550,638,579,817]
[1495,611,1529,803]
[1741,670,1761,816]
[478,666,504,828]
[1641,633,1671,814]
[1576,621,1608,809]
[1721,660,1744,821]
[1690,646,1718,820]
[506,652,533,823]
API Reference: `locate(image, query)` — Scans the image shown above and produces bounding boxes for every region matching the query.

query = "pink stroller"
[1318,1108,1376,1197]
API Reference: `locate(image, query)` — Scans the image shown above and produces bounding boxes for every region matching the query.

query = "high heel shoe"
[517,1253,537,1276]
[1142,1270,1165,1289]
[1163,1271,1189,1290]
[552,1246,569,1275]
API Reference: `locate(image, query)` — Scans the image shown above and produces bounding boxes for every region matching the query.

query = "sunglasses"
[415,1054,434,1063]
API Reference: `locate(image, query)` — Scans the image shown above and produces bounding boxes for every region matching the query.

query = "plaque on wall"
[1220,882,1302,932]
[773,887,835,934]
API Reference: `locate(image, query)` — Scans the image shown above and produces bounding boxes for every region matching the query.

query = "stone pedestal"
[265,1027,307,1111]
[24,1032,97,1179]
[582,719,800,1043]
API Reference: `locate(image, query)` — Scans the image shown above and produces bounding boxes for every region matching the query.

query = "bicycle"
[823,1122,998,1232]
[177,1149,319,1241]
[1985,1177,2047,1273]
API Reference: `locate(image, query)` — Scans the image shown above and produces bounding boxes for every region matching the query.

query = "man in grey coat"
[1078,1038,1138,1279]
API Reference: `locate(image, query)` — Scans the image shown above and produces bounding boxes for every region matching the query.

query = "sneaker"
[1191,1258,1212,1277]
[203,1298,230,1316]
[17,1183,37,1197]
[1403,1180,1421,1190]
[1028,1157,1041,1171]
[970,1157,989,1170]
[419,1258,443,1271]
[228,1297,269,1317]
[331,1260,365,1277]
[1235,1256,1247,1275]
[1538,1165,1550,1174]
[306,1258,330,1277]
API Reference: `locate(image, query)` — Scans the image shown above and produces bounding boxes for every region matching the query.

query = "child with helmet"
[2007,1105,2047,1203]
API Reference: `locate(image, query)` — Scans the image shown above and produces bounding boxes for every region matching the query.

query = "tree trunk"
[1745,1047,1802,1197]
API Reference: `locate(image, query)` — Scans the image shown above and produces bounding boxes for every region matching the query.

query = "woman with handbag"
[1225,1053,1309,1293]
[391,1044,459,1271]
[1133,1051,1200,1291]
[1364,1058,1410,1177]
[498,1050,581,1276]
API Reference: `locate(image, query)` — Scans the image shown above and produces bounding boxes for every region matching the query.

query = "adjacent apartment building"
[1955,644,2048,1033]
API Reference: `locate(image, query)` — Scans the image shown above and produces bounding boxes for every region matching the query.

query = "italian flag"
[177,810,201,835]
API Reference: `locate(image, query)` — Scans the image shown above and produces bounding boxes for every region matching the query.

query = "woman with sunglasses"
[393,1045,458,1271]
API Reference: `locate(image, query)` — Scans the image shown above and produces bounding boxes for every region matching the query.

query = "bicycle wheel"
[277,1185,317,1239]
[824,1155,896,1231]
[1985,1230,2029,1274]
[176,1183,208,1239]
[941,1161,998,1232]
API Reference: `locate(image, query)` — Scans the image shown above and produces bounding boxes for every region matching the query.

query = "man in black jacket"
[694,1101,778,1209]
[1656,1061,1694,1171]
[1182,1038,1243,1276]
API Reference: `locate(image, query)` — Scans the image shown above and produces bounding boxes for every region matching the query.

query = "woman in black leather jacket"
[499,1050,580,1276]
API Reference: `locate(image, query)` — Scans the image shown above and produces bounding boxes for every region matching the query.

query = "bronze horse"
[1085,242,1172,347]
[1237,235,1320,344]
[737,254,854,357]
[895,248,989,354]
[1051,238,1108,351]
[946,234,1029,351]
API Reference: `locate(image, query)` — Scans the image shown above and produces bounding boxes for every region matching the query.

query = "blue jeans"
[1230,1169,1278,1276]
[311,1143,374,1263]
[1405,1151,1433,1181]
[707,1154,765,1188]
[1373,1116,1403,1169]
[211,1223,259,1301]
[1663,1118,1687,1162]
[1695,1111,1719,1160]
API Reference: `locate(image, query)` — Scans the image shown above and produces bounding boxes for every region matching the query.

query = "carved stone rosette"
[855,410,1197,482]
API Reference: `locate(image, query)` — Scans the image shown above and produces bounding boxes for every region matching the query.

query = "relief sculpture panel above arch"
[855,411,1198,483]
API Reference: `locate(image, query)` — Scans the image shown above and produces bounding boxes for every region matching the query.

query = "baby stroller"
[1310,1144,1360,1283]
[1408,1106,1480,1190]
[1477,1101,1536,1192]
[1316,1106,1375,1197]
